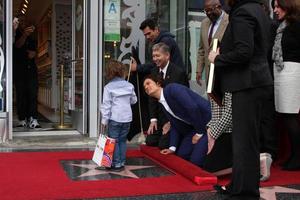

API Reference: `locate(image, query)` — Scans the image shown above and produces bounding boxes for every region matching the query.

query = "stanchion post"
[54,64,72,129]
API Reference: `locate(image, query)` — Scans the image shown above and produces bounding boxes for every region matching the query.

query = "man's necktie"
[208,22,216,45]
[160,71,164,80]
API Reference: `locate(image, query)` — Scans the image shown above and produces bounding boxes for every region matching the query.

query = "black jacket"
[215,0,273,92]
[282,20,300,63]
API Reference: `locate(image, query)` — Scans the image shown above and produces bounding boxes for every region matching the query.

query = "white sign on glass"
[104,0,121,42]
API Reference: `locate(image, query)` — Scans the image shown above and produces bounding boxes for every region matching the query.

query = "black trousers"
[127,73,150,140]
[145,130,170,150]
[228,86,272,200]
[259,86,278,160]
[203,132,232,173]
[281,113,300,166]
[14,67,38,120]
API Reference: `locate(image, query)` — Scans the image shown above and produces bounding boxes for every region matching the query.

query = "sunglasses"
[204,5,220,14]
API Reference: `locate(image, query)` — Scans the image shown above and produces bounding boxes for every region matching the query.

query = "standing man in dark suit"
[144,75,211,167]
[146,42,189,149]
[208,0,273,199]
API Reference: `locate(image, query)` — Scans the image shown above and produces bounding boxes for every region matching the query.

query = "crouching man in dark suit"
[146,42,189,149]
[143,75,211,166]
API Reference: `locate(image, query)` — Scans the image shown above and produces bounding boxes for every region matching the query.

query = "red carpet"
[141,146,300,187]
[0,150,213,200]
[140,145,217,185]
[218,164,300,187]
[1,147,300,200]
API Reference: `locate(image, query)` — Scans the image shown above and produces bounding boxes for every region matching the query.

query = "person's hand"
[192,133,202,144]
[196,72,202,86]
[130,57,137,72]
[160,149,175,155]
[207,128,216,154]
[208,48,220,63]
[101,124,107,134]
[24,26,35,36]
[27,50,36,59]
[13,17,19,31]
[147,121,157,135]
[162,121,170,135]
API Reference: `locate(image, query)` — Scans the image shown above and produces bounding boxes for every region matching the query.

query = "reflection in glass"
[102,0,187,83]
[0,0,6,112]
[101,0,187,138]
[74,0,84,111]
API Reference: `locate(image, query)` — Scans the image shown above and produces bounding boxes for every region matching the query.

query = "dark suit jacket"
[214,0,273,92]
[148,63,189,128]
[162,83,211,147]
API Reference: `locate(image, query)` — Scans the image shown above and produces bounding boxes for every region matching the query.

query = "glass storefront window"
[187,11,206,82]
[102,0,187,85]
[74,0,84,111]
[0,0,6,112]
[100,0,187,135]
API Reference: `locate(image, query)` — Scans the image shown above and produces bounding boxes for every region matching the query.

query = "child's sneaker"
[110,166,124,172]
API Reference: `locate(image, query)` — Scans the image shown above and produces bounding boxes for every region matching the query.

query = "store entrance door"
[11,0,87,136]
[69,0,87,134]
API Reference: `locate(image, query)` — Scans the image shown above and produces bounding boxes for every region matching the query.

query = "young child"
[100,60,137,171]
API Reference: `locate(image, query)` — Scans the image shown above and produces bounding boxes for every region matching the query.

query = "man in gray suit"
[196,0,229,85]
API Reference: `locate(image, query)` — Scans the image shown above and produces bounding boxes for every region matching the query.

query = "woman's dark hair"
[277,0,300,23]
[143,74,163,87]
[106,60,125,81]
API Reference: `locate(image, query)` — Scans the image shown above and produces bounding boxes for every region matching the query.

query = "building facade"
[1,0,209,141]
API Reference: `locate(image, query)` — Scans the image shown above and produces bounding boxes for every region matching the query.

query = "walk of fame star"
[260,186,300,200]
[70,163,155,179]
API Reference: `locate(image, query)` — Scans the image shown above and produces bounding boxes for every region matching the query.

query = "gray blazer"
[197,12,229,80]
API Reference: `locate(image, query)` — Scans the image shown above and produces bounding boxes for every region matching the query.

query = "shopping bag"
[92,134,116,167]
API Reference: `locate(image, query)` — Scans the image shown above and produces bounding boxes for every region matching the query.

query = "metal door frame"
[6,0,13,140]
[6,0,101,139]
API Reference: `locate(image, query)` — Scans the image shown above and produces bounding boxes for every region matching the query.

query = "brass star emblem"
[260,186,300,200]
[70,163,155,179]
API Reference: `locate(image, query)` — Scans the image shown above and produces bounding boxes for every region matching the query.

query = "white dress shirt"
[208,11,225,38]
[159,61,169,79]
[150,61,170,123]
